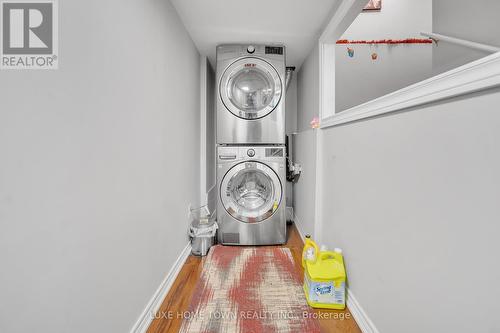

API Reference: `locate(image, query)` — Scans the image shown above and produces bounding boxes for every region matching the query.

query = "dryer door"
[221,161,282,223]
[220,57,282,120]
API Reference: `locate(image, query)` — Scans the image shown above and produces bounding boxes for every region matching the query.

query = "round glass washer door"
[220,57,282,120]
[221,161,282,223]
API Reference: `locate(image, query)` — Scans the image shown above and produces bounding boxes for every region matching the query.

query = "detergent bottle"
[302,235,319,268]
[303,240,347,310]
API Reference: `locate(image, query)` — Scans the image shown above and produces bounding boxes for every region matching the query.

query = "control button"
[247,149,255,157]
[247,45,255,54]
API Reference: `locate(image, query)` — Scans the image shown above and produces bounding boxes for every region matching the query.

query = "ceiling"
[170,0,341,69]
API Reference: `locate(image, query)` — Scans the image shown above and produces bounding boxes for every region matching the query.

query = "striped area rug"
[179,245,320,333]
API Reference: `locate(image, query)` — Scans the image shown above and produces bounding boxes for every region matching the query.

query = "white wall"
[335,45,433,111]
[294,45,320,236]
[200,56,216,210]
[341,0,432,40]
[292,129,317,236]
[285,74,298,208]
[336,0,433,111]
[295,1,500,331]
[285,75,298,135]
[320,87,500,333]
[206,63,215,200]
[297,45,320,132]
[432,0,500,76]
[0,0,200,332]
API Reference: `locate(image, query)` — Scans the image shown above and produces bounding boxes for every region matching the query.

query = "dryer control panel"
[216,44,286,61]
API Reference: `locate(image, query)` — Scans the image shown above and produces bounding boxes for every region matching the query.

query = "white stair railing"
[421,32,500,53]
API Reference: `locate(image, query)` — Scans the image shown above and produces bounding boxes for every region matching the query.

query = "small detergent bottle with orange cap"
[302,236,347,310]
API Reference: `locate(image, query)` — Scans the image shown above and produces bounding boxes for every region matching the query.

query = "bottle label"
[305,274,345,305]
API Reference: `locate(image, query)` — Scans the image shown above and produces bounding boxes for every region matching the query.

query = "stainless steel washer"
[217,146,286,245]
[216,44,286,145]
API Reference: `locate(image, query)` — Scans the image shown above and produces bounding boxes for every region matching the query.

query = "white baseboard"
[346,288,380,333]
[130,242,192,333]
[291,213,306,242]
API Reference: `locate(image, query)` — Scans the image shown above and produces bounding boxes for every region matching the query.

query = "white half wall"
[295,1,500,329]
[320,87,500,333]
[0,0,200,332]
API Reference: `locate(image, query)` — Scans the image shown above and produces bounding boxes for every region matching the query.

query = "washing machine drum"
[221,161,282,223]
[220,57,282,120]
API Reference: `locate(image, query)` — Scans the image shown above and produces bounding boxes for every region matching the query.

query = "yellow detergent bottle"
[303,239,347,310]
[302,234,319,268]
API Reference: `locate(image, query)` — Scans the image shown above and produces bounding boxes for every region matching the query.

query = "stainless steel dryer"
[217,145,286,245]
[216,44,286,145]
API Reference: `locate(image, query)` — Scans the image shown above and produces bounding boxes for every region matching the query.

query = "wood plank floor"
[147,223,361,333]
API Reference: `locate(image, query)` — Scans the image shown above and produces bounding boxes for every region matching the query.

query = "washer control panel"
[217,146,285,163]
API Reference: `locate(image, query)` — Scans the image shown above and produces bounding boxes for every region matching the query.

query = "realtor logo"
[1,0,58,69]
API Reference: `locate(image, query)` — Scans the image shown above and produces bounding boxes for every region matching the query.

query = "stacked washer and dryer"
[216,44,287,245]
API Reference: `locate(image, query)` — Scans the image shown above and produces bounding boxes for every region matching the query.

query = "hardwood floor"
[147,223,362,333]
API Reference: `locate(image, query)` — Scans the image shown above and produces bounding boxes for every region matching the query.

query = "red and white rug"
[179,245,320,333]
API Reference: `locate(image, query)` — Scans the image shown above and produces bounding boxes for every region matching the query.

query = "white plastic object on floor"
[189,205,218,256]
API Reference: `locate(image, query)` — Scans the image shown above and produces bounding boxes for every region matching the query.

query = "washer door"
[221,161,282,223]
[220,57,282,120]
